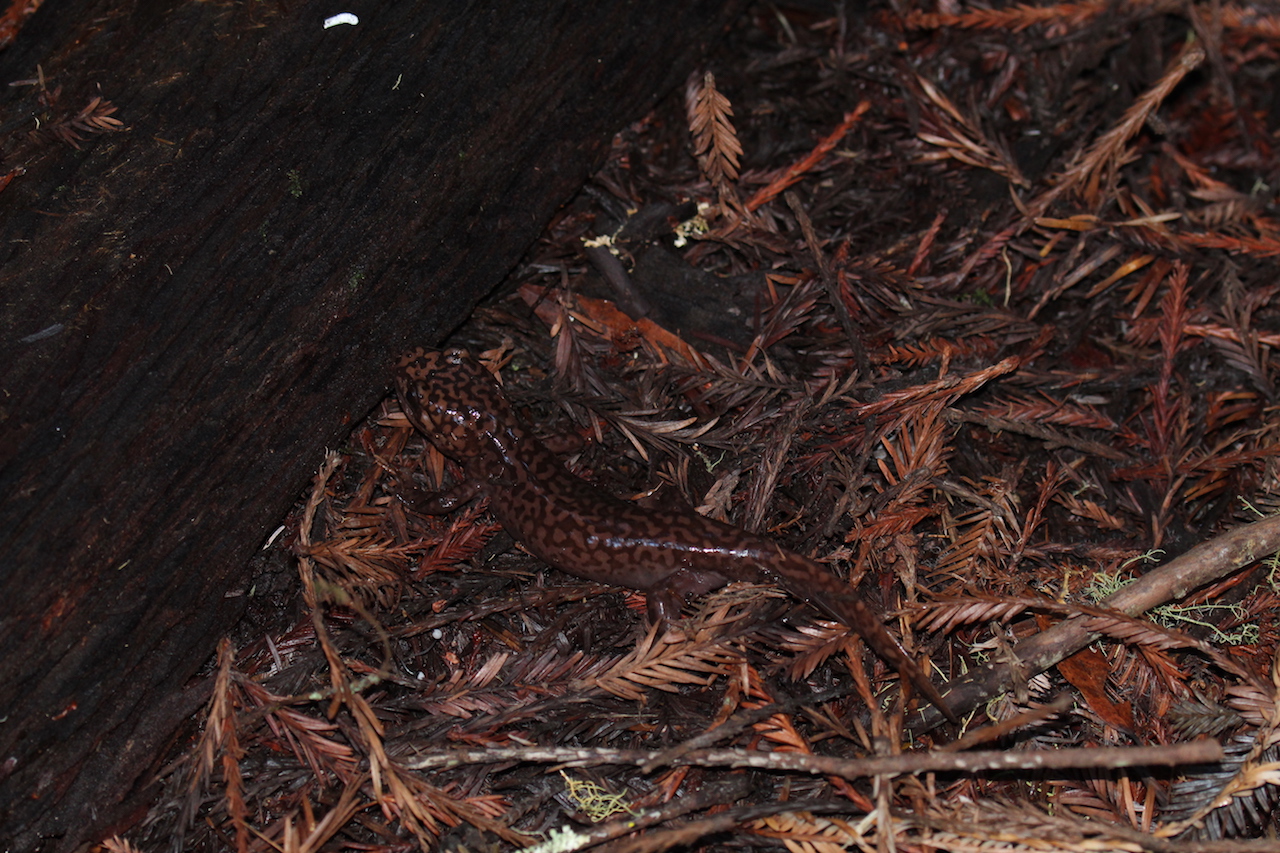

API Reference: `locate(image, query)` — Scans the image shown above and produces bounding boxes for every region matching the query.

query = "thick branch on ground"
[913,514,1280,733]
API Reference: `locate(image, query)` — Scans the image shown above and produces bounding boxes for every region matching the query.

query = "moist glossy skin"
[395,347,956,722]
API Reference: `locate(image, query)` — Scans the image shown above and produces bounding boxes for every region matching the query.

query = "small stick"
[401,739,1222,778]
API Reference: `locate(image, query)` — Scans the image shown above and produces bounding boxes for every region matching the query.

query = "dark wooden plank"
[0,1,741,847]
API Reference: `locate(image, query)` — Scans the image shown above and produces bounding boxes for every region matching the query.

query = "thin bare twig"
[402,740,1223,777]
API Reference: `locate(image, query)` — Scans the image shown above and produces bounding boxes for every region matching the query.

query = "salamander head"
[395,347,512,459]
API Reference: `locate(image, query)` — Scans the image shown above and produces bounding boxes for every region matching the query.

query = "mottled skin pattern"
[395,347,957,722]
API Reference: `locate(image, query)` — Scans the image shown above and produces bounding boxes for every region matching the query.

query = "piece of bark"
[0,0,742,847]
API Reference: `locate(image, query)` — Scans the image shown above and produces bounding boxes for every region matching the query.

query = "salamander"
[395,347,957,722]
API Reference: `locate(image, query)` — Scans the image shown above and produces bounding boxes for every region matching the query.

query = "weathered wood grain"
[0,1,741,846]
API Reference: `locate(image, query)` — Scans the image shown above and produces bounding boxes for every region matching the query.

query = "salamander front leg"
[644,567,731,624]
[395,478,484,515]
[645,587,686,624]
